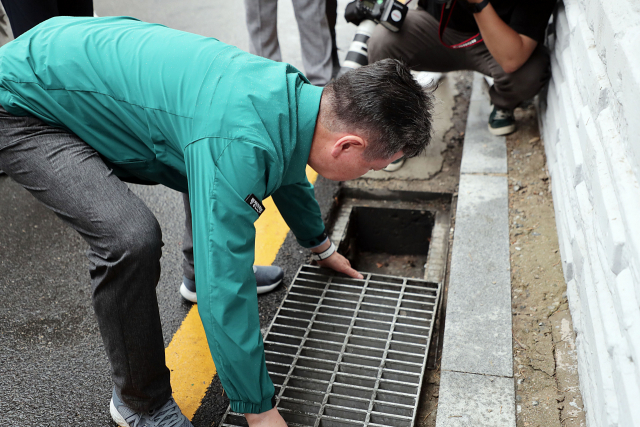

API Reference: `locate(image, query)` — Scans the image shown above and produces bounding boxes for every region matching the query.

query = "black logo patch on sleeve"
[244,194,265,216]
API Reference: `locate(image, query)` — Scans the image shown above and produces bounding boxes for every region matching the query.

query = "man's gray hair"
[322,59,434,160]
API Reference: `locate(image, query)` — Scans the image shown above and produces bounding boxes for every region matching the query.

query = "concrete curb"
[436,73,516,427]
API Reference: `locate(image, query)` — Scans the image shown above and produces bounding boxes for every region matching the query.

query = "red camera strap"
[438,0,483,49]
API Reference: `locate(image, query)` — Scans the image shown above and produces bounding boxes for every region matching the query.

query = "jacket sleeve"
[184,138,274,414]
[270,177,327,248]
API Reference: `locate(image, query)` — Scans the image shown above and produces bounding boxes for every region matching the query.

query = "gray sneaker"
[179,276,197,303]
[180,265,284,303]
[110,388,193,427]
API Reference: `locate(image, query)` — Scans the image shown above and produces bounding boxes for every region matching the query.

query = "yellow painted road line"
[166,167,318,419]
[164,308,214,420]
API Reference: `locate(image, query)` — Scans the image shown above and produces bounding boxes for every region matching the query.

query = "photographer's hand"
[466,0,537,73]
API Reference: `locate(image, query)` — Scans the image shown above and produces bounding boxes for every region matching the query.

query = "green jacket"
[0,16,326,413]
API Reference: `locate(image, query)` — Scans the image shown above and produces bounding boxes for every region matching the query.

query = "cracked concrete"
[361,73,455,181]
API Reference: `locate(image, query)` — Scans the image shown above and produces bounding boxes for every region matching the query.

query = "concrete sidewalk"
[436,73,516,427]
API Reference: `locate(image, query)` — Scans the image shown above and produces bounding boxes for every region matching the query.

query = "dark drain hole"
[340,207,434,278]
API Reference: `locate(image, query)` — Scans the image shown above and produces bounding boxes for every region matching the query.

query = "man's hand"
[317,251,363,279]
[245,407,288,427]
[311,239,364,279]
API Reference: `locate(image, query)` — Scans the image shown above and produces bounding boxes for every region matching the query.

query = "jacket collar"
[282,82,323,185]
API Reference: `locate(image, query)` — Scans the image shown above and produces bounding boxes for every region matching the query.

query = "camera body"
[337,0,409,77]
[344,0,408,33]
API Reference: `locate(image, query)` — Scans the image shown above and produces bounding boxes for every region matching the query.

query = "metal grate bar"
[313,262,376,427]
[220,265,441,427]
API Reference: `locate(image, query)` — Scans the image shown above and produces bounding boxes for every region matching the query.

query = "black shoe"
[488,106,516,136]
[179,265,284,303]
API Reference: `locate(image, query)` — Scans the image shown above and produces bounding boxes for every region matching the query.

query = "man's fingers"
[316,252,364,279]
[333,257,364,279]
[342,258,364,279]
[342,266,364,279]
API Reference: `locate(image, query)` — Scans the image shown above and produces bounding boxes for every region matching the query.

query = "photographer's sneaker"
[383,157,405,172]
[488,106,516,136]
[180,265,284,303]
[110,388,193,427]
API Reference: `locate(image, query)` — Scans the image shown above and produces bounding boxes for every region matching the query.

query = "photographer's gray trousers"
[368,8,551,111]
[244,0,334,86]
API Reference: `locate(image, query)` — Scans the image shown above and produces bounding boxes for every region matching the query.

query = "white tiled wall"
[538,1,640,426]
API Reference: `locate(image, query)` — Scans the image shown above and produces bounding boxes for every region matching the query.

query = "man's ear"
[330,134,366,158]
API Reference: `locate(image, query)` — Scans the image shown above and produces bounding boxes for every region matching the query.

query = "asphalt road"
[0,0,348,425]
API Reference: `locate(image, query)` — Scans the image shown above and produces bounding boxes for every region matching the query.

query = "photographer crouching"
[367,0,555,142]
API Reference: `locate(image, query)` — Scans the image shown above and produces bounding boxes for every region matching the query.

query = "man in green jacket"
[0,17,433,427]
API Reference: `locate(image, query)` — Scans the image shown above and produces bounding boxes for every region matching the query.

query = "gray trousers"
[244,0,333,85]
[182,193,195,282]
[0,2,13,47]
[368,9,551,110]
[0,108,171,412]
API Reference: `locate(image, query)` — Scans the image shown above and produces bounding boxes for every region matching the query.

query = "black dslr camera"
[338,0,408,77]
[344,0,408,32]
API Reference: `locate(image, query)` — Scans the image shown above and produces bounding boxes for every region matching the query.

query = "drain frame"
[329,190,450,284]
[220,266,442,427]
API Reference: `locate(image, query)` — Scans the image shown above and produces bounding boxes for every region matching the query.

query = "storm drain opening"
[330,191,451,285]
[220,192,450,427]
[220,266,442,427]
[338,206,433,279]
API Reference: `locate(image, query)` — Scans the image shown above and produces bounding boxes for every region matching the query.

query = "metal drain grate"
[220,265,441,427]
